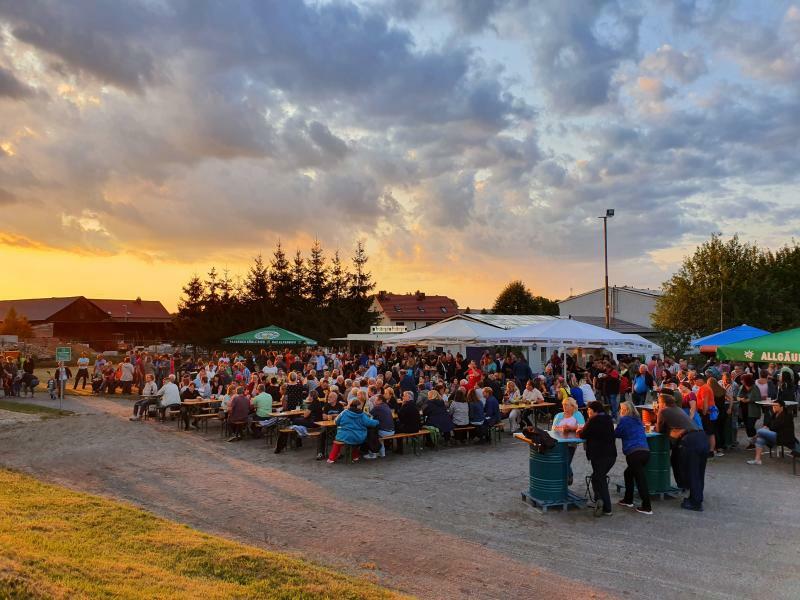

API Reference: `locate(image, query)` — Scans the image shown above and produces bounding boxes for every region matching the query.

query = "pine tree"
[269,241,292,310]
[349,240,374,299]
[174,275,206,342]
[307,239,330,306]
[204,267,220,307]
[290,249,308,300]
[328,249,350,304]
[244,254,270,302]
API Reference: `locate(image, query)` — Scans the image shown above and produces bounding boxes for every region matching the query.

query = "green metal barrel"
[529,442,567,503]
[645,433,672,493]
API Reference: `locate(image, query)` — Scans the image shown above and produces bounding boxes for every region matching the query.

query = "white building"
[558,286,662,329]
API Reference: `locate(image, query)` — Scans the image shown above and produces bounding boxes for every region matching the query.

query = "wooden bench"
[452,426,476,443]
[192,412,220,433]
[278,427,322,450]
[378,430,430,455]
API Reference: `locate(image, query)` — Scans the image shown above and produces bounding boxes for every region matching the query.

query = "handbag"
[522,426,556,451]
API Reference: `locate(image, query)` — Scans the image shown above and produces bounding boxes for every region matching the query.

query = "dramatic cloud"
[0,0,798,308]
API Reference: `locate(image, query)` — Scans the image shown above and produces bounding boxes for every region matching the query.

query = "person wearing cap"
[747,399,796,465]
[577,401,617,516]
[655,392,708,511]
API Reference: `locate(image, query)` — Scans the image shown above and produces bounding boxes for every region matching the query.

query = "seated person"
[327,398,378,463]
[482,386,500,427]
[155,374,181,421]
[130,374,159,421]
[369,393,395,458]
[747,398,796,465]
[467,388,488,442]
[448,389,470,427]
[323,391,345,419]
[227,386,251,442]
[396,391,421,433]
[180,382,201,429]
[422,390,453,441]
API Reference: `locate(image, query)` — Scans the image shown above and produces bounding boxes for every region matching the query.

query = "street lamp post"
[598,209,614,329]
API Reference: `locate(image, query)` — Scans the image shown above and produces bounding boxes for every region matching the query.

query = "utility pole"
[598,209,614,329]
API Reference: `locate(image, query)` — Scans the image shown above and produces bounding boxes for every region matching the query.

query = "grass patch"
[0,469,406,599]
[0,400,72,417]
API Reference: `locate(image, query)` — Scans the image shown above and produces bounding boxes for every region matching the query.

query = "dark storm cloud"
[0,66,33,98]
[0,0,165,91]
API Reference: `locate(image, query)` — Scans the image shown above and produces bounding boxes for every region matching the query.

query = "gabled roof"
[567,316,656,335]
[89,299,171,321]
[373,292,458,321]
[0,297,82,322]
[0,296,171,323]
[559,286,662,303]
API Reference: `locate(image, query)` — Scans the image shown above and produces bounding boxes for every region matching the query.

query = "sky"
[0,0,799,312]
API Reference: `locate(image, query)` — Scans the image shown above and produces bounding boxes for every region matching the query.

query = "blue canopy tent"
[691,324,770,353]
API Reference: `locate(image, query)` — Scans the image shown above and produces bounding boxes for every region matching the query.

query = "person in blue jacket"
[467,388,488,442]
[614,401,652,514]
[482,386,500,426]
[327,398,378,463]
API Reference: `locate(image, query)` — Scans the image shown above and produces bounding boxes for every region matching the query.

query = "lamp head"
[606,209,615,217]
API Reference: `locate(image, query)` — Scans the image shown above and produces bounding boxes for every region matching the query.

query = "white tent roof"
[384,316,504,344]
[612,334,663,355]
[484,318,647,348]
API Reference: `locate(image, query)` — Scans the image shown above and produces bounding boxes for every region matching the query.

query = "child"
[47,371,57,400]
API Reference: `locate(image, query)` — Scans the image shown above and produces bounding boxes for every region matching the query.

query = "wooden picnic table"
[179,399,218,431]
[499,401,556,413]
[267,409,305,418]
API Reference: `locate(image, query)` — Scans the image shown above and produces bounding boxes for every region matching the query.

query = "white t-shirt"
[580,383,596,402]
[522,388,544,403]
[262,366,278,376]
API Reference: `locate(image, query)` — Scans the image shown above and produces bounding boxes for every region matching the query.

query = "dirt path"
[0,395,610,599]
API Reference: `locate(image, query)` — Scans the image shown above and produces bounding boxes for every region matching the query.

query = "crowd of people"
[5,344,797,515]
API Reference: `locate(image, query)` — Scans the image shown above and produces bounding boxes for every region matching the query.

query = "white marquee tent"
[384,316,504,345]
[483,318,650,349]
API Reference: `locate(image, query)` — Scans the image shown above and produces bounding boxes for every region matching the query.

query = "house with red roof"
[371,291,459,332]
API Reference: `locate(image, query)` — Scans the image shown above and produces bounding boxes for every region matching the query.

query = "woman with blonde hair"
[615,401,652,514]
[553,397,586,485]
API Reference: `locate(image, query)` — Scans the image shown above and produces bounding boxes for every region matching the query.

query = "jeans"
[623,450,651,511]
[607,394,619,418]
[755,428,777,449]
[590,455,616,512]
[74,368,88,389]
[133,398,157,417]
[680,431,709,508]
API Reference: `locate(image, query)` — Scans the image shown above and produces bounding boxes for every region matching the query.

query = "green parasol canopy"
[716,327,800,364]
[222,325,317,346]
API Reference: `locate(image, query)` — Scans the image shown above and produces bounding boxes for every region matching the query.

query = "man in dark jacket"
[512,355,533,390]
[748,398,796,465]
[578,401,617,516]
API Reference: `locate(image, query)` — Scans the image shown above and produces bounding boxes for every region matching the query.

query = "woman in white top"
[579,374,597,403]
[505,381,525,433]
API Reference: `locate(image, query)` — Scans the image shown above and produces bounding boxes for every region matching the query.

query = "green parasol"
[222,325,317,346]
[716,327,800,364]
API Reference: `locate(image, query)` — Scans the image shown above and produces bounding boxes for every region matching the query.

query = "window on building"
[440,306,447,313]
[394,305,402,312]
[396,321,405,326]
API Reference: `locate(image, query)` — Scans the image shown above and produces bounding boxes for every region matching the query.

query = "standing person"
[553,398,586,486]
[577,401,617,517]
[696,375,718,456]
[615,401,652,515]
[632,364,653,406]
[737,374,762,449]
[746,399,795,465]
[656,393,708,512]
[54,361,72,402]
[73,352,90,389]
[119,357,135,394]
[604,361,621,419]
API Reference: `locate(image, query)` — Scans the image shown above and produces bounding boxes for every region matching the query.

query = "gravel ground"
[0,393,797,599]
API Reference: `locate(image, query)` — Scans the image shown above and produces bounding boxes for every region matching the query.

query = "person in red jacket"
[465,360,482,392]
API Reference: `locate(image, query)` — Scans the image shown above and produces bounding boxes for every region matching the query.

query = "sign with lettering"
[370,325,407,334]
[55,347,72,362]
